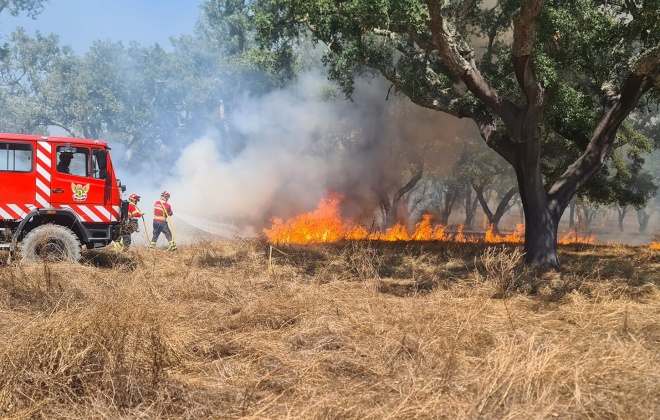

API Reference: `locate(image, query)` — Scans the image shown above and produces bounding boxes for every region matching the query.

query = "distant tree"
[199,0,301,158]
[329,95,431,229]
[0,1,301,169]
[0,29,79,134]
[457,137,518,234]
[0,0,45,18]
[612,163,657,232]
[417,173,464,226]
[0,0,48,129]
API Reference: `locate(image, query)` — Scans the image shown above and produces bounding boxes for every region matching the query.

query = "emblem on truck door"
[71,183,90,202]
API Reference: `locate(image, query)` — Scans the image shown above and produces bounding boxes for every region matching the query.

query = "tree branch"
[494,187,519,221]
[460,109,516,164]
[457,0,479,27]
[512,0,544,58]
[393,160,424,204]
[473,184,494,221]
[630,43,660,84]
[548,72,657,211]
[511,0,546,142]
[424,0,519,128]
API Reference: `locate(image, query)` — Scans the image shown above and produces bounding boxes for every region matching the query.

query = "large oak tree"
[254,0,660,267]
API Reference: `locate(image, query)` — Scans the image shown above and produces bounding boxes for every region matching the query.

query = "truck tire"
[20,224,82,262]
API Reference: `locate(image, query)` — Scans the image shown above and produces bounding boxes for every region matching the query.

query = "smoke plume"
[143,71,472,237]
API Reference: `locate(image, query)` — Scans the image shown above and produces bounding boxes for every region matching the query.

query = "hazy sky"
[1,0,203,54]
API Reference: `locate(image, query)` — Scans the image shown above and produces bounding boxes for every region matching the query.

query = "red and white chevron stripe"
[61,204,121,223]
[35,141,52,208]
[0,204,35,220]
[0,204,120,223]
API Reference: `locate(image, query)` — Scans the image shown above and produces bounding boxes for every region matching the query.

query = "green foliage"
[0,1,305,167]
[253,0,660,212]
[0,0,46,18]
[202,0,299,90]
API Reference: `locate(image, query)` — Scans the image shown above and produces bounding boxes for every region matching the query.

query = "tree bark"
[440,188,459,226]
[617,206,627,232]
[463,186,479,228]
[511,139,560,268]
[568,202,576,228]
[378,162,424,229]
[637,208,653,233]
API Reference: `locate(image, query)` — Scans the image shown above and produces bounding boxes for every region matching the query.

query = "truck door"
[98,148,123,223]
[92,148,110,204]
[50,144,107,221]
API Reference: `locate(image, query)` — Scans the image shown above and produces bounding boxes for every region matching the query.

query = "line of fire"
[262,191,611,247]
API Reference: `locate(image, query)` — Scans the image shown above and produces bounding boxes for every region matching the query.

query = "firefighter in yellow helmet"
[151,190,177,251]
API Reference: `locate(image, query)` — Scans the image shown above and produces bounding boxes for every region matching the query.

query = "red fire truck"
[0,133,128,261]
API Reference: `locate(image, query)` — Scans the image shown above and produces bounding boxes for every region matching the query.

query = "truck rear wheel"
[20,224,82,262]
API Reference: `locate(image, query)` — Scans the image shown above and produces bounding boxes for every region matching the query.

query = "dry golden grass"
[0,239,659,419]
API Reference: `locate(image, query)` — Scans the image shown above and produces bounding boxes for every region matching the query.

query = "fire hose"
[133,203,151,245]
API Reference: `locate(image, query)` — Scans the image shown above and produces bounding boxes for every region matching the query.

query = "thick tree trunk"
[385,200,398,228]
[513,140,560,268]
[378,194,390,228]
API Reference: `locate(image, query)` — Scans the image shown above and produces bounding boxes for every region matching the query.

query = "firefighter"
[56,152,73,174]
[151,190,177,251]
[121,194,144,248]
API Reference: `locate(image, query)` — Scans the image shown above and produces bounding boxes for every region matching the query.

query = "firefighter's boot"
[166,241,178,252]
[150,242,156,249]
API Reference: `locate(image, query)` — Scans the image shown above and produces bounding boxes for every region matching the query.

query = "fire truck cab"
[0,133,128,261]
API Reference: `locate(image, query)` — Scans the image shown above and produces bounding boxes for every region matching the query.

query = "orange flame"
[264,193,598,246]
[484,224,525,243]
[558,229,596,245]
[263,192,347,244]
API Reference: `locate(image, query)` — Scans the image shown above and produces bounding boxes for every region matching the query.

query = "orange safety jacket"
[153,200,173,222]
[128,203,143,219]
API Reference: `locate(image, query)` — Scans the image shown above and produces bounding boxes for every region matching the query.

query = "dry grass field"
[1,239,659,419]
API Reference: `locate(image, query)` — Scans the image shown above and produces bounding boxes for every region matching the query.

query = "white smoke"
[165,72,347,235]
[116,70,471,240]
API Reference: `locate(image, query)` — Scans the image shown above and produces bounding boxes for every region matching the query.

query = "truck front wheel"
[20,224,82,262]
